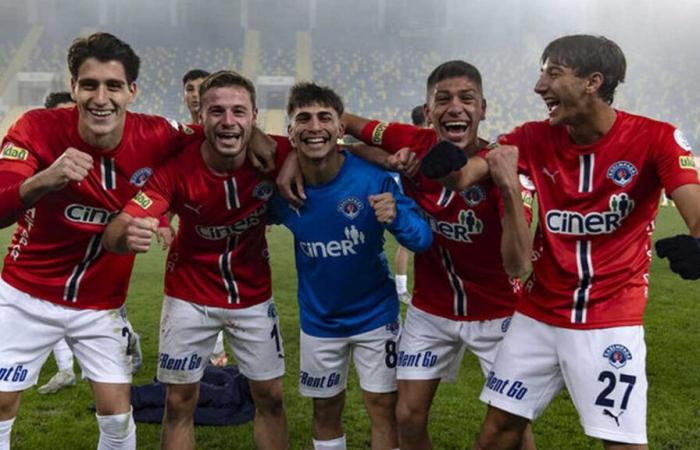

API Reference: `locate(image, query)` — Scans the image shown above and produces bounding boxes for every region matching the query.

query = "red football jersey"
[501,110,700,329]
[123,135,290,309]
[0,107,197,309]
[361,120,533,321]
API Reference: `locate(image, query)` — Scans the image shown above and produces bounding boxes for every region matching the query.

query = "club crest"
[603,344,632,369]
[607,161,638,187]
[130,167,153,187]
[253,181,274,201]
[337,197,363,220]
[460,185,486,207]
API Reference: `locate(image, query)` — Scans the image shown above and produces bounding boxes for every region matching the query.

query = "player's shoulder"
[128,112,201,136]
[616,110,676,135]
[15,107,73,131]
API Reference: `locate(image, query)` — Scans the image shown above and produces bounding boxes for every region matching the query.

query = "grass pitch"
[1,206,698,449]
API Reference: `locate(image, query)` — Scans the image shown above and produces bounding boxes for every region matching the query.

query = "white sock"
[0,417,15,450]
[96,408,136,450]
[53,339,75,372]
[395,275,408,294]
[313,435,346,450]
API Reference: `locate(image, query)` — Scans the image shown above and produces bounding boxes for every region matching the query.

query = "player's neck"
[77,123,124,151]
[201,141,246,175]
[299,149,345,186]
[567,104,617,146]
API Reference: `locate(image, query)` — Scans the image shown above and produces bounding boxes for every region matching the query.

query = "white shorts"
[479,312,647,445]
[158,296,285,384]
[397,305,509,382]
[0,278,134,390]
[299,321,400,398]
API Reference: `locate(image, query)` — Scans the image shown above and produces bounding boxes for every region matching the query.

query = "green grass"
[2,206,698,449]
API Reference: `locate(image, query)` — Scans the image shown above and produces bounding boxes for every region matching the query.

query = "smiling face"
[72,57,136,149]
[288,103,344,161]
[534,58,594,127]
[425,76,485,150]
[200,85,257,159]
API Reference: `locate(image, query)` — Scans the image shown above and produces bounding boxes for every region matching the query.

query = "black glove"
[420,140,468,179]
[655,234,700,280]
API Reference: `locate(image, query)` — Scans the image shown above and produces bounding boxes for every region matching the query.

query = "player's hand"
[41,147,93,191]
[248,127,276,173]
[420,140,468,179]
[156,226,175,250]
[126,217,159,253]
[655,234,700,280]
[276,151,306,208]
[386,147,420,178]
[486,145,520,190]
[369,192,396,225]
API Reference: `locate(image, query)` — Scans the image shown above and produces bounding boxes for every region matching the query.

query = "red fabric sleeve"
[0,171,25,224]
[122,165,173,219]
[653,126,700,195]
[359,120,436,157]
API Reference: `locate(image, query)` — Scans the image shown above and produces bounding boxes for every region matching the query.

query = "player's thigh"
[461,315,513,377]
[478,312,564,421]
[223,299,285,381]
[68,306,135,384]
[299,330,350,398]
[157,296,219,384]
[0,280,71,390]
[351,322,400,394]
[559,325,647,445]
[397,305,463,381]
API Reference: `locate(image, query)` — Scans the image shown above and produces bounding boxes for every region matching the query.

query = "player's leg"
[467,316,537,450]
[0,280,66,448]
[161,382,199,450]
[68,303,137,450]
[352,322,400,450]
[155,296,219,450]
[395,306,464,449]
[394,246,411,304]
[559,325,648,449]
[37,339,76,394]
[224,299,287,450]
[298,329,351,449]
[475,313,564,449]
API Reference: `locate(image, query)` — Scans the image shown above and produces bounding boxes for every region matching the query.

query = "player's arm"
[655,184,700,280]
[102,211,160,254]
[247,126,277,173]
[347,144,420,177]
[370,176,432,253]
[487,146,533,278]
[420,140,489,190]
[342,112,372,139]
[19,147,93,206]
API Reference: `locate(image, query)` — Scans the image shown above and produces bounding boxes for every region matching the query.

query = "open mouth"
[544,99,560,114]
[88,109,115,119]
[217,131,241,144]
[302,136,329,148]
[441,121,469,140]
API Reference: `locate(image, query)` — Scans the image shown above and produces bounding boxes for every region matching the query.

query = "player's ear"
[287,123,297,149]
[586,72,604,96]
[481,98,487,121]
[422,103,432,127]
[127,82,138,105]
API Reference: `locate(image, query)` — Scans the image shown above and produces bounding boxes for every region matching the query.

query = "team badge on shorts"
[337,197,363,220]
[385,321,400,336]
[460,185,486,206]
[253,181,274,201]
[267,303,278,318]
[606,161,638,187]
[603,344,632,369]
[130,167,153,187]
[501,317,512,333]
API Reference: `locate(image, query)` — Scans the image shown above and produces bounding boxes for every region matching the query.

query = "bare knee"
[396,396,429,431]
[476,406,529,450]
[250,378,285,417]
[164,384,199,421]
[313,392,345,426]
[0,392,21,420]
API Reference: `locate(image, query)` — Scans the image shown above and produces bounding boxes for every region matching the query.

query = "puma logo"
[542,168,559,183]
[184,203,203,214]
[603,409,624,427]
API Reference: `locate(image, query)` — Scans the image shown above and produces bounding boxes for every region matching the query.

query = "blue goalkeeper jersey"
[269,151,432,338]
